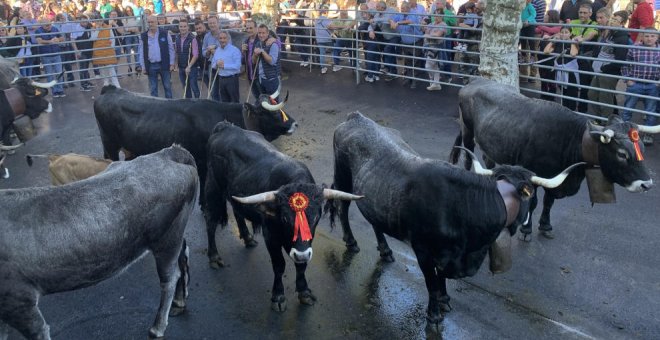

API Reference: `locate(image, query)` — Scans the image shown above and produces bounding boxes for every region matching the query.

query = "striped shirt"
[621,43,660,81]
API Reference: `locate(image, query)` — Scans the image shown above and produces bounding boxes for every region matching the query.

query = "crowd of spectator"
[0,0,659,142]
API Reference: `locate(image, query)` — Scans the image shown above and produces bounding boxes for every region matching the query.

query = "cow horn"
[30,80,57,89]
[323,188,363,201]
[0,143,24,151]
[232,191,278,204]
[530,162,586,189]
[591,129,615,144]
[454,146,493,176]
[261,98,285,112]
[269,86,280,101]
[637,124,660,134]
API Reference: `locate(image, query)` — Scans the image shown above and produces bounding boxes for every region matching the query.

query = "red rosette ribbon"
[629,128,644,161]
[289,192,312,242]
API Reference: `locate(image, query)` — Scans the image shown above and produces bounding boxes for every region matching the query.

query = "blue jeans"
[382,37,400,74]
[123,36,139,68]
[318,42,332,67]
[332,39,354,66]
[442,39,454,74]
[147,63,172,98]
[41,55,63,94]
[363,40,380,76]
[622,82,658,126]
[255,76,280,103]
[19,57,34,77]
[178,67,200,98]
[78,57,92,87]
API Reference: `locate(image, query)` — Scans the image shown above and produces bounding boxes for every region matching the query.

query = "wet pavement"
[2,66,659,340]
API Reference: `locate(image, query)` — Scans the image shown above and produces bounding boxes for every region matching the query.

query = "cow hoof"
[148,329,165,339]
[271,295,287,312]
[518,233,532,242]
[298,290,317,306]
[440,301,452,313]
[209,255,225,269]
[244,237,258,248]
[379,248,395,263]
[169,305,185,316]
[540,230,555,239]
[425,318,443,334]
[380,253,395,263]
[425,313,444,329]
[345,242,360,253]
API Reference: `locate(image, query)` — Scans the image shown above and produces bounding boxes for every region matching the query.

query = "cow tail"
[25,154,49,167]
[449,131,463,165]
[322,185,338,230]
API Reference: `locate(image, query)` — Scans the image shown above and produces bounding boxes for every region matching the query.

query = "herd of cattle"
[0,59,658,338]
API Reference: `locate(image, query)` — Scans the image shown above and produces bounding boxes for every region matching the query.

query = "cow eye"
[616,149,629,161]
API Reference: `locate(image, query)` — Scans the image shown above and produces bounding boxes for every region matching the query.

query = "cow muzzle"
[289,247,313,263]
[626,179,653,193]
[287,121,299,135]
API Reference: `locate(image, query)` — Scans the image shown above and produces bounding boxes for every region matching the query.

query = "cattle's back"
[94,87,245,158]
[0,147,198,291]
[209,123,310,187]
[461,79,587,178]
[0,58,19,89]
[334,112,419,167]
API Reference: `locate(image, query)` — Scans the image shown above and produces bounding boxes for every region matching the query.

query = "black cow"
[0,146,198,339]
[94,85,297,209]
[325,112,582,328]
[203,122,361,311]
[450,77,656,239]
[0,59,55,177]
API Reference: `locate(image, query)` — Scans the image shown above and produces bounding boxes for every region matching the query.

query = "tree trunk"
[478,0,525,88]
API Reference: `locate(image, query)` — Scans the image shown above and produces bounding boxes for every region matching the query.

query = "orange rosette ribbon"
[629,128,644,161]
[289,192,312,242]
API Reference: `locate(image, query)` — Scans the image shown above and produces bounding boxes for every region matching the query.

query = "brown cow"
[26,153,112,185]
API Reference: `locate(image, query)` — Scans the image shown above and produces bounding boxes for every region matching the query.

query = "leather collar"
[497,180,520,227]
[581,127,600,166]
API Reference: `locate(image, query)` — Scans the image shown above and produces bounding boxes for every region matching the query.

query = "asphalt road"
[2,66,659,340]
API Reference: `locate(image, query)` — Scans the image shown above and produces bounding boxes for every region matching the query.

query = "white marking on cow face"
[287,122,299,135]
[289,247,313,263]
[626,179,653,192]
[45,102,53,113]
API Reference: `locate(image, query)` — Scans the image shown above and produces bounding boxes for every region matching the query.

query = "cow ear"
[518,184,534,200]
[607,114,623,125]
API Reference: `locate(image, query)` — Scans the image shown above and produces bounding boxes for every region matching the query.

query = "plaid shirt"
[622,43,660,81]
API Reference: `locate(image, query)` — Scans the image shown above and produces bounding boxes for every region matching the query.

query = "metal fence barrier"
[1,9,658,124]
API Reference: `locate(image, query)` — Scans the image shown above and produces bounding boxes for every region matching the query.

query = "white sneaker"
[332,65,342,72]
[321,67,328,74]
[364,75,374,83]
[373,75,380,81]
[300,61,309,67]
[426,84,442,91]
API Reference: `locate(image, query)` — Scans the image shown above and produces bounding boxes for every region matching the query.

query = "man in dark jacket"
[138,15,175,98]
[587,9,630,117]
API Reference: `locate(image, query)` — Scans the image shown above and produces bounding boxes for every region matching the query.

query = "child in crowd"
[423,20,446,91]
[454,2,478,51]
[621,29,660,145]
[543,26,579,110]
